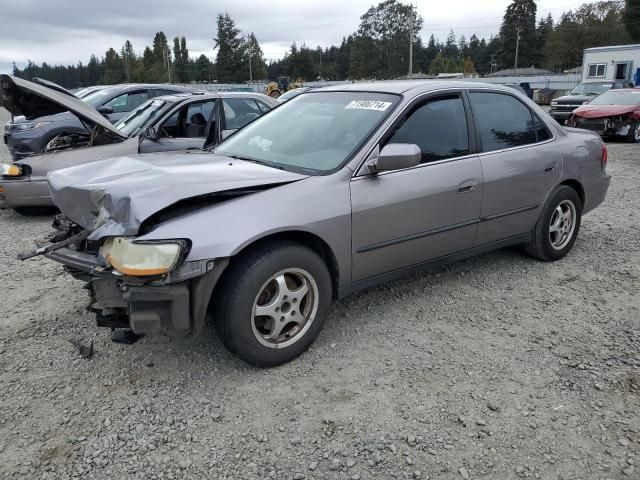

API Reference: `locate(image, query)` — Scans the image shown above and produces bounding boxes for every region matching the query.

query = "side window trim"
[467,89,555,155]
[380,91,476,160]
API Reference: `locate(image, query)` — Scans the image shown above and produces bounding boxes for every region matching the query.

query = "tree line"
[11,0,637,88]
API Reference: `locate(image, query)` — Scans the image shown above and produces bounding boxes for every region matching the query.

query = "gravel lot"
[0,105,638,480]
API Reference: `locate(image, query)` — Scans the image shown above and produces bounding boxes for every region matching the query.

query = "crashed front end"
[27,213,228,335]
[569,113,637,137]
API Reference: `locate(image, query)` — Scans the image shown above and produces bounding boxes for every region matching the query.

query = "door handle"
[544,162,557,174]
[458,180,478,194]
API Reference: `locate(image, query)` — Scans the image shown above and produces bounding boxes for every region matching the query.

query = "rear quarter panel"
[557,127,609,214]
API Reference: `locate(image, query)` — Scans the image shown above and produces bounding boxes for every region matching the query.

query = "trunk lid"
[0,74,126,140]
[47,151,309,238]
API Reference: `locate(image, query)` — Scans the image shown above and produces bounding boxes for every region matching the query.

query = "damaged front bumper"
[23,220,228,336]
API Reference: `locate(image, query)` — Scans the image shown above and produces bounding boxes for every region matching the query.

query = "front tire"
[213,241,332,367]
[525,185,582,262]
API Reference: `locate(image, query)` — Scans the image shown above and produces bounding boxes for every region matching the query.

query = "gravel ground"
[0,105,639,479]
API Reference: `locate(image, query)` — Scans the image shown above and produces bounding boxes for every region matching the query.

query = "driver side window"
[386,95,470,164]
[158,100,215,139]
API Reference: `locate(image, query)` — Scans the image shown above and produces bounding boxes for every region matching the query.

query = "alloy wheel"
[549,199,577,250]
[251,268,319,349]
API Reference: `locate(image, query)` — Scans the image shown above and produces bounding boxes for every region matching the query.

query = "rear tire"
[525,185,582,262]
[626,121,640,143]
[213,241,332,367]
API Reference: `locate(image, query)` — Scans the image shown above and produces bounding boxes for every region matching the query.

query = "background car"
[37,81,609,367]
[568,88,640,142]
[4,82,193,159]
[549,80,629,124]
[0,75,278,211]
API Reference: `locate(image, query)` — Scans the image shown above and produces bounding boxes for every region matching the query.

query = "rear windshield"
[589,90,640,106]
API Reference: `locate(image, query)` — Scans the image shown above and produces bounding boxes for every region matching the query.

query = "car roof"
[98,83,194,95]
[316,80,518,95]
[153,91,274,103]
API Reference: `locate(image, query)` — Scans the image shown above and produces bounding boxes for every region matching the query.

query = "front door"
[140,99,217,154]
[466,91,562,246]
[350,94,483,282]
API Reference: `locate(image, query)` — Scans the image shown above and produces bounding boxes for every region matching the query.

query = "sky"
[0,0,585,74]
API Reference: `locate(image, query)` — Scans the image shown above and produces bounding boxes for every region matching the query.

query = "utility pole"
[248,50,253,83]
[163,46,172,83]
[408,4,414,78]
[514,25,521,77]
[489,54,496,75]
[319,50,322,80]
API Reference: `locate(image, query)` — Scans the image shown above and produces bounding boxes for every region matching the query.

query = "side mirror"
[367,143,422,173]
[144,126,158,140]
[97,106,114,116]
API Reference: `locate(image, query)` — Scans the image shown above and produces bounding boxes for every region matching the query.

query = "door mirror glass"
[97,105,114,116]
[144,126,158,140]
[368,144,422,173]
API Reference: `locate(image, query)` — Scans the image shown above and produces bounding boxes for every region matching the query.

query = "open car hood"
[0,74,126,139]
[573,104,640,118]
[48,151,309,238]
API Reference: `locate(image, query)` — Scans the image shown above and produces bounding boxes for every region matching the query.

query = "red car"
[569,89,640,143]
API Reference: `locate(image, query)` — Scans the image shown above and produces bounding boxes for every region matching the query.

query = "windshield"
[215,91,400,174]
[82,88,117,107]
[115,99,169,137]
[570,82,612,96]
[278,88,309,101]
[588,90,640,106]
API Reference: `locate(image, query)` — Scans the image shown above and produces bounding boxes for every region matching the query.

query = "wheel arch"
[558,178,585,209]
[225,230,340,298]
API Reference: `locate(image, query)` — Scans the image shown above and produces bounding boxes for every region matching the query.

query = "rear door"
[467,91,562,246]
[350,92,483,282]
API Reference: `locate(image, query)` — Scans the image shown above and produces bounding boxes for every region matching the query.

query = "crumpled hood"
[573,104,640,118]
[47,151,309,238]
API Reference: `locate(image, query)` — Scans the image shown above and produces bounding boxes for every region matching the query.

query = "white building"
[582,44,640,85]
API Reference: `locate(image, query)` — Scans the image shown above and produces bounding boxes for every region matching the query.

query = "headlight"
[1,163,22,177]
[550,101,558,106]
[100,237,186,276]
[7,121,51,133]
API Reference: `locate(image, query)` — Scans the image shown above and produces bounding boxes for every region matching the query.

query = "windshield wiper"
[225,154,285,170]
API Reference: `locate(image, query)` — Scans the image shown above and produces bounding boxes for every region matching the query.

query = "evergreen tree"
[497,0,538,70]
[214,13,244,83]
[624,0,640,41]
[104,48,124,84]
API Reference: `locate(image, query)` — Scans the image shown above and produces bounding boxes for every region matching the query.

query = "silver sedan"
[28,81,610,367]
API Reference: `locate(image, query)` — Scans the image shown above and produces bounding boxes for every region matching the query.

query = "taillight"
[601,143,608,168]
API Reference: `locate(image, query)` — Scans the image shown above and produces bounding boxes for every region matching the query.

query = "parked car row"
[1,75,611,367]
[0,75,278,211]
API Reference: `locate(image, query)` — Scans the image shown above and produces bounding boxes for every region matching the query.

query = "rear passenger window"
[468,92,537,152]
[386,96,469,163]
[533,115,551,142]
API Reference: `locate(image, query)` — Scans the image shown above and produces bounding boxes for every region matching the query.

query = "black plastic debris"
[111,329,143,345]
[68,339,94,359]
